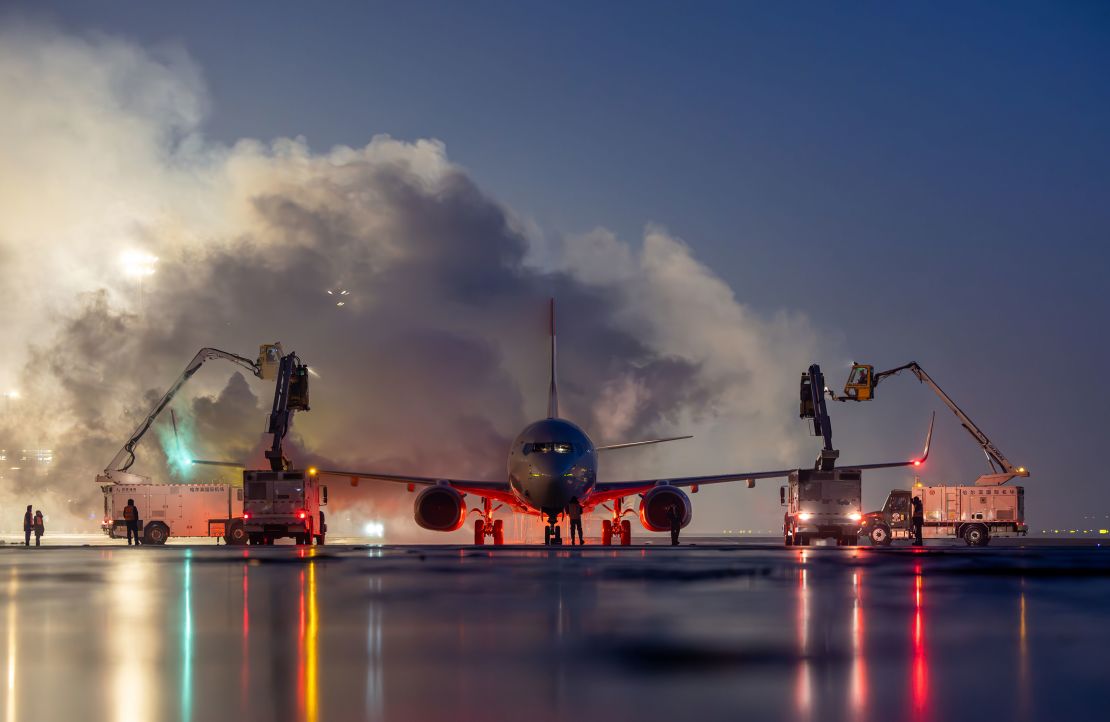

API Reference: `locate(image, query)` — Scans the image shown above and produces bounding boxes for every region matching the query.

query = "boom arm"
[102,347,262,479]
[871,362,1028,486]
[264,351,310,471]
[801,364,840,471]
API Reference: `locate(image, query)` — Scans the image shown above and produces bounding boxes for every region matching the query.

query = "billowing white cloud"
[0,22,821,539]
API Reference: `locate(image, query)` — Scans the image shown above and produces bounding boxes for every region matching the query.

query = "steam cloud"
[0,22,819,539]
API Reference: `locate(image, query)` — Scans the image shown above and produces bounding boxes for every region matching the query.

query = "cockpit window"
[525,442,575,454]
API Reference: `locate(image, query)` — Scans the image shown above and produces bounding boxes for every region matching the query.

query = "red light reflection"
[912,565,928,718]
[240,564,250,716]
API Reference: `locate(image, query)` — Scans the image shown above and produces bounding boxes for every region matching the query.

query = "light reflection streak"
[111,554,157,722]
[1019,585,1030,718]
[794,557,812,718]
[850,570,868,714]
[240,562,250,717]
[182,550,193,722]
[299,559,319,722]
[5,568,16,722]
[912,565,927,719]
[366,576,383,720]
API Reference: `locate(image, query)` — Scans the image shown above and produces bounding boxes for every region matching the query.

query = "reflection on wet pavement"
[0,543,1107,721]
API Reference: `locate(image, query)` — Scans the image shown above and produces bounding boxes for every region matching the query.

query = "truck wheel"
[795,534,810,547]
[841,535,858,546]
[492,519,504,545]
[620,519,632,546]
[474,519,486,545]
[601,520,613,546]
[315,534,326,546]
[144,522,169,546]
[869,524,892,546]
[964,524,989,547]
[225,520,248,546]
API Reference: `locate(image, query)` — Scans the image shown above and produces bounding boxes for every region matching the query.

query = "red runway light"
[913,460,922,467]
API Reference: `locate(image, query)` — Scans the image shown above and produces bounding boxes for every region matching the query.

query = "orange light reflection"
[850,570,868,713]
[794,562,812,718]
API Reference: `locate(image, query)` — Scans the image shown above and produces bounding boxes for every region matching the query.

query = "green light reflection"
[182,550,192,722]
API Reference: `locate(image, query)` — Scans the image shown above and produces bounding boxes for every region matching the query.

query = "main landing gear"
[600,497,633,546]
[472,498,505,546]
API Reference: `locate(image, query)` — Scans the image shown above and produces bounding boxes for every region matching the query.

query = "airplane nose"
[524,456,580,509]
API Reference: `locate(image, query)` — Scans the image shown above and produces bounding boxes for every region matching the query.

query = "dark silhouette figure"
[123,498,141,546]
[33,510,44,547]
[23,505,32,547]
[667,504,682,546]
[566,497,584,545]
[911,495,925,546]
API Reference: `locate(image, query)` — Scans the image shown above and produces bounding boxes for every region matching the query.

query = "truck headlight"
[798,512,813,521]
[848,512,862,522]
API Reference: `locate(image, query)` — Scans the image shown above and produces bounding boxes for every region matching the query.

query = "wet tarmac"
[1,540,1107,722]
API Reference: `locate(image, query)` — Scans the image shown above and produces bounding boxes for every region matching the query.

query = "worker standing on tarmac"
[667,504,682,546]
[123,498,141,546]
[22,505,32,547]
[33,510,44,547]
[911,495,925,546]
[566,497,584,545]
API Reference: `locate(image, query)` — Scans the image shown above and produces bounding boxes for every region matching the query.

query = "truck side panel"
[104,484,241,539]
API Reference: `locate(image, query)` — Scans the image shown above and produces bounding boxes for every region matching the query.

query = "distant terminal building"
[0,448,54,482]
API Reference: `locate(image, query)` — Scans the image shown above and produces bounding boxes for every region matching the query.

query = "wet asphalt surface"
[1,539,1107,722]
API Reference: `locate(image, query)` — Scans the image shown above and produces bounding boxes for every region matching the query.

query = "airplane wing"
[595,435,693,451]
[589,413,934,505]
[314,468,521,506]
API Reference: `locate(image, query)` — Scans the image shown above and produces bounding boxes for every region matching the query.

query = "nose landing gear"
[543,512,563,546]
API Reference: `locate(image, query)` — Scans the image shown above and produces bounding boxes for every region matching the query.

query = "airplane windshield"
[527,442,574,454]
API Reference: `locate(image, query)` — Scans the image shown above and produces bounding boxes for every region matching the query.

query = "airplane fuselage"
[508,418,597,519]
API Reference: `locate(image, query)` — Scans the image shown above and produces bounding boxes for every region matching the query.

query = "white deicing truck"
[98,343,324,545]
[838,362,1029,546]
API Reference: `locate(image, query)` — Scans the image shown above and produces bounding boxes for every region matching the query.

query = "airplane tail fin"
[547,298,559,418]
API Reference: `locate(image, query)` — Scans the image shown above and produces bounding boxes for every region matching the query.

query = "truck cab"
[781,469,864,546]
[242,469,328,545]
[859,489,912,545]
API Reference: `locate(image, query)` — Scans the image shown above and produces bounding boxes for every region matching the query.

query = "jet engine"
[414,486,466,531]
[638,486,692,532]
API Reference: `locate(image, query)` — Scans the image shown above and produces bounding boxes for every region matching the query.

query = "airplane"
[319,300,930,545]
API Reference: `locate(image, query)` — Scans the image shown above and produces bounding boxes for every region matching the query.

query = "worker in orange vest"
[33,510,44,546]
[123,499,142,546]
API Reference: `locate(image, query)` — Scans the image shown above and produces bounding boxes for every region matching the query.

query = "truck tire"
[869,524,892,546]
[840,535,858,546]
[964,524,989,547]
[795,533,810,547]
[315,534,326,546]
[225,520,248,546]
[144,522,169,546]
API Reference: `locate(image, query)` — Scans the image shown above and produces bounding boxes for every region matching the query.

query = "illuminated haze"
[4,13,1103,538]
